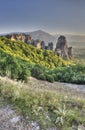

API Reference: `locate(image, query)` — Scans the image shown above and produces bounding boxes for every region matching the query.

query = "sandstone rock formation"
[25,35,33,44]
[6,33,33,44]
[55,36,72,59]
[33,39,41,49]
[48,42,53,50]
[6,33,73,59]
[68,47,72,59]
[41,41,45,49]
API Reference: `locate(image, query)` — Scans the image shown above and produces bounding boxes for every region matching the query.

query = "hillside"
[0,36,85,84]
[28,30,56,44]
[0,36,71,68]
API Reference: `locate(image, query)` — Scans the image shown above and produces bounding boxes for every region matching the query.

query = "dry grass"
[0,76,85,100]
[0,76,85,129]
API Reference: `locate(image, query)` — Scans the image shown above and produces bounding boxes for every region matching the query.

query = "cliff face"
[55,36,72,59]
[6,33,32,43]
[6,33,41,48]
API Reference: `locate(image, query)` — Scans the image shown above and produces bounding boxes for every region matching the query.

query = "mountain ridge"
[28,30,56,44]
[1,30,85,45]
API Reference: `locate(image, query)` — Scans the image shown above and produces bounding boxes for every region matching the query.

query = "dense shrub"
[31,64,44,78]
[38,73,46,80]
[46,74,54,83]
[0,51,31,82]
[18,68,31,82]
[52,65,85,84]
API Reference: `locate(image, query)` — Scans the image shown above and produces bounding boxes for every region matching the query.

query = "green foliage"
[18,68,31,82]
[31,65,54,82]
[0,36,85,84]
[0,50,31,82]
[46,74,54,83]
[38,73,46,80]
[52,65,85,84]
[31,64,44,78]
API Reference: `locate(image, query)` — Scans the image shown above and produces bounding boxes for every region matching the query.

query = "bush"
[38,73,46,80]
[31,64,44,78]
[0,51,31,82]
[46,74,54,83]
[18,68,31,82]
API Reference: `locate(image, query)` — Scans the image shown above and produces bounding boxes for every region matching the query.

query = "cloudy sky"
[0,0,85,34]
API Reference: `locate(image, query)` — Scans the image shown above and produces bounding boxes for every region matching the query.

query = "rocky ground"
[0,98,85,130]
[0,98,58,130]
[0,98,41,130]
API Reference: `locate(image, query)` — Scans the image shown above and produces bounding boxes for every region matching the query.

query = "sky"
[0,0,85,35]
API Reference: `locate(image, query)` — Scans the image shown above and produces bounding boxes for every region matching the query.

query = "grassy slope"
[0,37,72,68]
[0,76,85,130]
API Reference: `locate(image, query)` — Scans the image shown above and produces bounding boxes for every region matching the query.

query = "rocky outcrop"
[6,33,54,50]
[48,42,53,50]
[41,41,45,49]
[33,39,41,49]
[6,33,73,59]
[55,36,72,59]
[6,33,33,44]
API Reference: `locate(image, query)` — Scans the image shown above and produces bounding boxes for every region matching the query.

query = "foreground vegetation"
[0,77,85,130]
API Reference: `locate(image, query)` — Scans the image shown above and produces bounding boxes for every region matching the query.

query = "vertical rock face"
[55,36,72,59]
[6,33,73,59]
[25,35,33,44]
[33,39,41,49]
[41,41,45,49]
[7,33,33,44]
[48,42,53,50]
[45,46,49,50]
[68,47,72,59]
[55,48,61,56]
[21,35,26,42]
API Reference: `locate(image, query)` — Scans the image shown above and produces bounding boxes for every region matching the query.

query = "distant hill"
[28,30,56,44]
[0,30,56,45]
